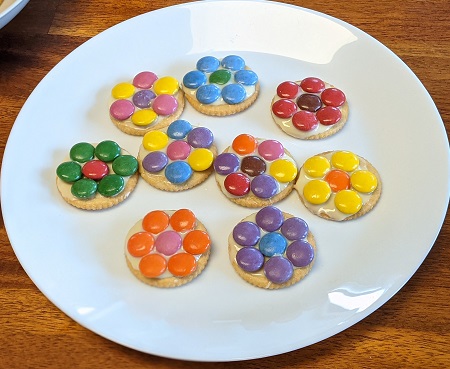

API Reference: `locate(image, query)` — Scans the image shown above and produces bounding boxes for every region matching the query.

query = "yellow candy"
[334,190,362,214]
[153,76,179,95]
[351,170,378,193]
[303,156,330,178]
[142,131,169,151]
[269,159,298,183]
[303,180,331,205]
[188,148,214,171]
[331,151,359,172]
[112,82,135,99]
[131,109,158,126]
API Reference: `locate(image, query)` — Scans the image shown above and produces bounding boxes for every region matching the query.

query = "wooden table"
[1,0,449,367]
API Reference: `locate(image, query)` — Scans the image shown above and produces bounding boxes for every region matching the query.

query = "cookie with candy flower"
[271,77,349,139]
[214,134,298,208]
[56,140,139,210]
[137,119,217,191]
[228,205,316,289]
[182,55,259,116]
[294,150,382,221]
[125,209,211,288]
[109,71,185,136]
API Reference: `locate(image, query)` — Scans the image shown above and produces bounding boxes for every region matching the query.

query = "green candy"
[71,178,97,199]
[95,140,121,162]
[56,161,82,182]
[70,142,95,163]
[97,174,124,197]
[112,155,138,176]
[209,69,231,85]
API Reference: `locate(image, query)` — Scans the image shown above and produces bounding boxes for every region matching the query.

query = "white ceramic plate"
[0,0,29,29]
[2,0,449,362]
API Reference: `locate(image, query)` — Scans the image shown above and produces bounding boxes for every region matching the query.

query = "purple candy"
[280,217,309,240]
[255,206,284,232]
[214,153,240,175]
[233,221,260,247]
[264,256,293,284]
[236,247,264,272]
[142,151,168,172]
[187,127,214,148]
[251,174,278,199]
[286,240,314,267]
[132,90,156,108]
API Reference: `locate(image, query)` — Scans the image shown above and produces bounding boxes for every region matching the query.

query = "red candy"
[82,160,109,180]
[292,110,319,131]
[316,106,342,125]
[277,81,300,99]
[321,88,346,107]
[300,77,325,93]
[272,99,298,118]
[224,173,251,196]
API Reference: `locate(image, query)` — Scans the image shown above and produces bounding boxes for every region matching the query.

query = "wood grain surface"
[1,0,449,367]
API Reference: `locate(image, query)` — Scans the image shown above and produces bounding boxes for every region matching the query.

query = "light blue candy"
[221,55,245,71]
[183,70,207,89]
[165,161,193,184]
[235,69,258,86]
[222,83,246,104]
[167,120,192,139]
[259,232,288,257]
[196,56,220,73]
[196,84,221,104]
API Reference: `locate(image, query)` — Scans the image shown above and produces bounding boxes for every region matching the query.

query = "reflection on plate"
[0,0,29,29]
[2,0,449,362]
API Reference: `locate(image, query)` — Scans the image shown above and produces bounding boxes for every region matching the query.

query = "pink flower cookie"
[271,77,349,139]
[109,71,185,136]
[125,209,211,288]
[214,134,298,208]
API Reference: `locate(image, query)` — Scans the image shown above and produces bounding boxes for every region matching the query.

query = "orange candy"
[139,253,167,278]
[232,134,258,155]
[324,169,350,193]
[142,210,170,234]
[167,253,197,277]
[183,230,211,255]
[127,232,155,257]
[170,209,196,232]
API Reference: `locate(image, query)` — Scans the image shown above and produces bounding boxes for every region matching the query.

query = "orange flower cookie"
[294,150,382,221]
[214,134,298,208]
[182,55,259,116]
[271,77,349,139]
[109,71,185,136]
[229,206,316,289]
[56,140,138,210]
[125,209,211,288]
[137,120,217,191]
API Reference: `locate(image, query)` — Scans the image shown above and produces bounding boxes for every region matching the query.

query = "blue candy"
[165,161,193,184]
[183,70,207,89]
[222,83,246,104]
[167,120,192,139]
[196,84,221,104]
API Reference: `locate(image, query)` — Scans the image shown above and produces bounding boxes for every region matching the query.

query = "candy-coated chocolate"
[143,210,170,234]
[70,178,97,199]
[222,83,246,104]
[321,88,346,107]
[112,155,138,177]
[142,131,169,151]
[153,76,179,95]
[224,172,251,196]
[95,140,121,162]
[183,70,207,89]
[196,84,221,104]
[221,55,245,71]
[324,169,351,192]
[152,94,178,116]
[286,240,314,267]
[264,255,293,284]
[155,230,182,256]
[280,217,309,240]
[209,69,231,85]
[132,71,158,89]
[257,139,284,161]
[82,160,109,180]
[250,174,278,199]
[235,69,258,86]
[255,206,284,232]
[131,109,158,126]
[232,134,258,155]
[187,148,214,171]
[259,232,287,257]
[292,110,319,131]
[170,209,196,232]
[316,106,342,125]
[69,142,94,163]
[350,170,378,193]
[334,190,363,214]
[127,232,155,257]
[269,159,298,183]
[56,161,82,183]
[297,93,322,112]
[303,155,330,178]
[187,127,214,148]
[233,221,260,247]
[277,81,300,99]
[110,99,135,120]
[303,179,331,205]
[165,161,193,184]
[142,151,168,172]
[97,174,125,197]
[168,253,197,277]
[166,140,191,160]
[196,56,220,73]
[241,155,266,177]
[183,230,211,255]
[167,120,192,139]
[132,90,155,109]
[112,82,134,99]
[272,99,298,118]
[300,77,325,93]
[214,153,240,175]
[236,247,264,272]
[331,151,359,172]
[139,253,167,278]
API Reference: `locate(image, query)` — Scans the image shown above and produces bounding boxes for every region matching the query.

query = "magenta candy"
[155,230,182,256]
[109,99,135,120]
[133,71,158,89]
[167,140,191,160]
[257,139,284,161]
[152,94,178,115]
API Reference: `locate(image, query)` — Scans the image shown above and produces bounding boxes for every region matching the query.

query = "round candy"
[183,230,211,255]
[70,178,97,199]
[155,230,182,256]
[241,155,266,177]
[321,88,346,107]
[183,70,207,89]
[170,209,196,232]
[232,134,257,155]
[324,169,351,192]
[187,127,214,148]
[286,240,314,267]
[269,159,298,183]
[132,90,155,109]
[259,232,287,257]
[272,99,298,118]
[196,84,221,104]
[167,120,192,139]
[142,131,169,151]
[236,247,264,272]
[109,99,135,121]
[209,69,231,85]
[112,82,134,99]
[166,140,191,161]
[334,190,363,214]
[222,83,246,104]
[187,148,214,171]
[153,76,179,95]
[139,254,167,278]
[82,160,109,180]
[56,161,82,183]
[303,155,330,178]
[152,94,178,116]
[131,109,157,126]
[300,77,325,93]
[127,232,155,257]
[316,106,342,125]
[292,110,319,131]
[297,93,322,112]
[214,153,240,175]
[235,69,258,86]
[112,155,138,177]
[165,161,193,184]
[277,81,300,99]
[264,256,293,284]
[280,217,309,240]
[142,151,168,172]
[95,140,121,162]
[255,206,284,232]
[233,221,260,246]
[70,142,94,163]
[303,179,331,205]
[132,71,158,89]
[196,56,220,73]
[331,151,359,172]
[97,174,125,197]
[350,170,378,193]
[221,55,245,71]
[142,210,170,234]
[257,140,284,161]
[250,174,278,199]
[167,253,197,277]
